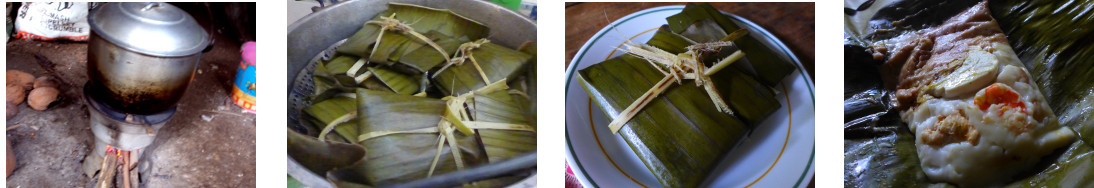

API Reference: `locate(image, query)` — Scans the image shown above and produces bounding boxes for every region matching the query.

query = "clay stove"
[79,2,208,187]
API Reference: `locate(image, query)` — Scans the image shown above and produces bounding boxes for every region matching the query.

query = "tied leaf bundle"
[293,2,536,187]
[577,3,790,187]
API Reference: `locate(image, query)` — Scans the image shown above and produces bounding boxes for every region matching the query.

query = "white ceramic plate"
[564,5,815,188]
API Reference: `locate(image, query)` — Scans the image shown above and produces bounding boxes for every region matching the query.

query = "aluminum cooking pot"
[86,2,209,114]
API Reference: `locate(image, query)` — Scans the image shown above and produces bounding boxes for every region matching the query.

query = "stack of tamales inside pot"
[289,2,536,187]
[577,3,795,187]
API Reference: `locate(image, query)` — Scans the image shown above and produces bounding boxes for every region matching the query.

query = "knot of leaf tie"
[607,29,750,134]
[366,13,451,63]
[434,39,492,84]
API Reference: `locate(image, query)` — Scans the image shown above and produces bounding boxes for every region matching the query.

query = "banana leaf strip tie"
[366,13,451,63]
[435,39,493,84]
[354,80,536,177]
[608,29,749,134]
[346,58,374,84]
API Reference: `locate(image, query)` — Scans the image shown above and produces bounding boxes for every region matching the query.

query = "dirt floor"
[5,5,256,187]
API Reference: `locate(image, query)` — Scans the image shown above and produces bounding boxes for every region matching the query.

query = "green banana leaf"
[578,54,750,188]
[355,89,485,185]
[366,31,469,73]
[303,97,359,142]
[287,129,367,176]
[666,3,795,87]
[313,55,392,98]
[645,25,781,125]
[990,0,1094,144]
[322,55,366,87]
[516,42,537,126]
[367,66,422,95]
[337,2,488,73]
[467,84,536,163]
[645,26,694,54]
[843,0,1094,187]
[465,82,536,187]
[292,2,536,186]
[432,42,532,95]
[842,44,930,186]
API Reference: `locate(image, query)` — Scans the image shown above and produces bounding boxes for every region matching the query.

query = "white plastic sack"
[14,2,90,41]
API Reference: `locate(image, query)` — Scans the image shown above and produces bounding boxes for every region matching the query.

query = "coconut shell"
[6,84,25,105]
[33,76,59,89]
[27,87,59,111]
[6,70,34,90]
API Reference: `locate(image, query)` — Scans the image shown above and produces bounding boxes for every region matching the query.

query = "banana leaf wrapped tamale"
[433,40,533,95]
[337,3,488,73]
[579,54,750,188]
[468,82,536,162]
[353,89,484,185]
[352,81,535,186]
[576,4,790,187]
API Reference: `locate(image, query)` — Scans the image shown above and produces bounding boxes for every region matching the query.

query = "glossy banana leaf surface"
[843,0,1094,186]
[579,54,751,188]
[666,3,795,87]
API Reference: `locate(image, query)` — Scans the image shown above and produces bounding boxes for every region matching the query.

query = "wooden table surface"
[564,2,815,79]
[563,2,815,187]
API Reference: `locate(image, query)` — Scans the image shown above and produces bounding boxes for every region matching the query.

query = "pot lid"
[88,2,208,57]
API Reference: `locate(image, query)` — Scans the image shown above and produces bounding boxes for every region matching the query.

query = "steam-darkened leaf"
[304,97,359,142]
[288,129,367,175]
[433,42,532,95]
[666,3,795,87]
[368,66,421,95]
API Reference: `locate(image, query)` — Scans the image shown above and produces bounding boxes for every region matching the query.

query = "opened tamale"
[843,0,1094,187]
[666,3,794,87]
